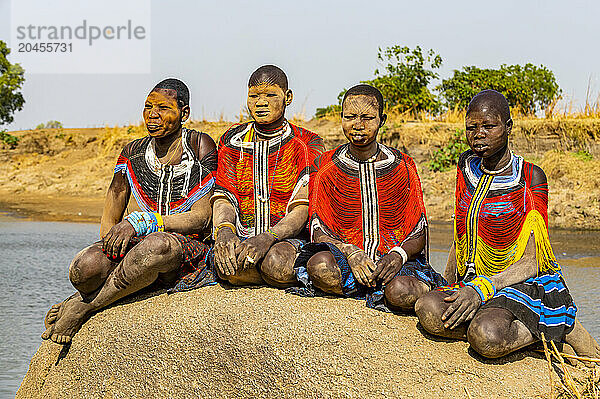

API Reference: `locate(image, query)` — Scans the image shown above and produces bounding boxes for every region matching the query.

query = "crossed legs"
[216,241,299,288]
[416,290,541,357]
[416,289,600,364]
[43,232,184,344]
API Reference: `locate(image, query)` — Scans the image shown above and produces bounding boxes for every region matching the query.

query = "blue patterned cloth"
[288,242,446,312]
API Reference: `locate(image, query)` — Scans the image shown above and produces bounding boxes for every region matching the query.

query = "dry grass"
[2,117,599,228]
[539,151,599,190]
[546,83,600,120]
[540,333,600,399]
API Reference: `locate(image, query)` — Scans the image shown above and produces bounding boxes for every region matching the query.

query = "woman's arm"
[235,185,310,270]
[443,242,458,284]
[99,172,131,238]
[442,232,537,329]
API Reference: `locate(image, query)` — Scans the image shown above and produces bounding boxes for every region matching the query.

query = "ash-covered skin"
[416,90,600,366]
[212,65,309,288]
[307,84,430,311]
[42,79,214,344]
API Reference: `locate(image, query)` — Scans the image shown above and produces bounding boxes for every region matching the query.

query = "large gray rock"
[18,285,560,398]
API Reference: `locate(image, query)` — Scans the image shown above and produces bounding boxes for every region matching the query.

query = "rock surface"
[18,285,564,398]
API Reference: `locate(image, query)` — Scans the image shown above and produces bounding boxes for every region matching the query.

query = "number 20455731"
[18,42,73,52]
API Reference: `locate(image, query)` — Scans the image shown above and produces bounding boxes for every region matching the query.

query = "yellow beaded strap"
[266,228,279,241]
[153,212,165,232]
[465,275,496,303]
[214,222,236,239]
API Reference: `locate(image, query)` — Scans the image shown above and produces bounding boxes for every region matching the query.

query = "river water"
[0,217,598,398]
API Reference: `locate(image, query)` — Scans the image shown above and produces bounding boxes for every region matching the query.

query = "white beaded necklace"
[480,152,514,175]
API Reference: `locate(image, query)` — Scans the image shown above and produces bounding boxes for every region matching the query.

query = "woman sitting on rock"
[415,90,600,364]
[289,84,445,311]
[42,78,217,344]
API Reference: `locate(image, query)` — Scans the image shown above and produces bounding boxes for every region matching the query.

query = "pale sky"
[1,0,599,130]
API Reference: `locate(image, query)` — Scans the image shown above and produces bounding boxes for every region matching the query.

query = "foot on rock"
[42,294,91,344]
[43,293,79,329]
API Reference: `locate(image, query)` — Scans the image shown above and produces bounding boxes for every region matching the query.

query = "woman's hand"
[101,220,136,260]
[213,228,241,276]
[235,233,276,270]
[371,252,404,285]
[441,286,482,329]
[347,249,377,287]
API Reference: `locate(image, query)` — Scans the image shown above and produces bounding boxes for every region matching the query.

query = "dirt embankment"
[1,118,599,228]
[16,285,587,398]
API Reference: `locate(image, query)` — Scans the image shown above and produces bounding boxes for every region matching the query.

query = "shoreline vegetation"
[0,116,599,229]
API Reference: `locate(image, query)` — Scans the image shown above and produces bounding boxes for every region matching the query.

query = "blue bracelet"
[124,211,164,237]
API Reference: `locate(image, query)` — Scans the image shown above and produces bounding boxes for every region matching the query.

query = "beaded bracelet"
[266,228,279,241]
[465,276,496,304]
[213,222,236,239]
[124,211,165,237]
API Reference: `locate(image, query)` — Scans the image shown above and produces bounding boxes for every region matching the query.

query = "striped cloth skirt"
[438,272,577,341]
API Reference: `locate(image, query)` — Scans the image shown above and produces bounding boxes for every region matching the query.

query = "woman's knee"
[137,232,175,256]
[69,244,112,293]
[415,291,448,335]
[306,251,342,294]
[467,309,514,358]
[384,276,429,311]
[260,242,296,285]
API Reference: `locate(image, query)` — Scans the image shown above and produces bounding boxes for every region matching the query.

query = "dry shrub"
[538,150,599,190]
[100,124,146,155]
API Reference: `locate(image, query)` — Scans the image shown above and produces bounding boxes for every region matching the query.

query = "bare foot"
[41,295,92,344]
[43,292,79,329]
[44,304,61,329]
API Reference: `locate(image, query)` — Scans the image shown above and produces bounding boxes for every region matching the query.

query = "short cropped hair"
[342,84,385,117]
[151,78,190,109]
[248,65,289,91]
[467,89,511,122]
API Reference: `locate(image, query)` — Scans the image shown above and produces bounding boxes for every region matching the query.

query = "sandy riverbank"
[1,118,599,228]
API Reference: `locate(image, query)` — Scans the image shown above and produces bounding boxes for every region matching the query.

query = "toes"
[50,334,63,344]
[44,304,62,328]
[56,335,71,345]
[41,328,52,340]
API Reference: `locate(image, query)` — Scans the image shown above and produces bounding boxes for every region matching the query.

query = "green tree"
[367,45,442,115]
[315,45,443,118]
[438,64,560,115]
[0,40,25,125]
[427,129,469,172]
[36,120,63,129]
